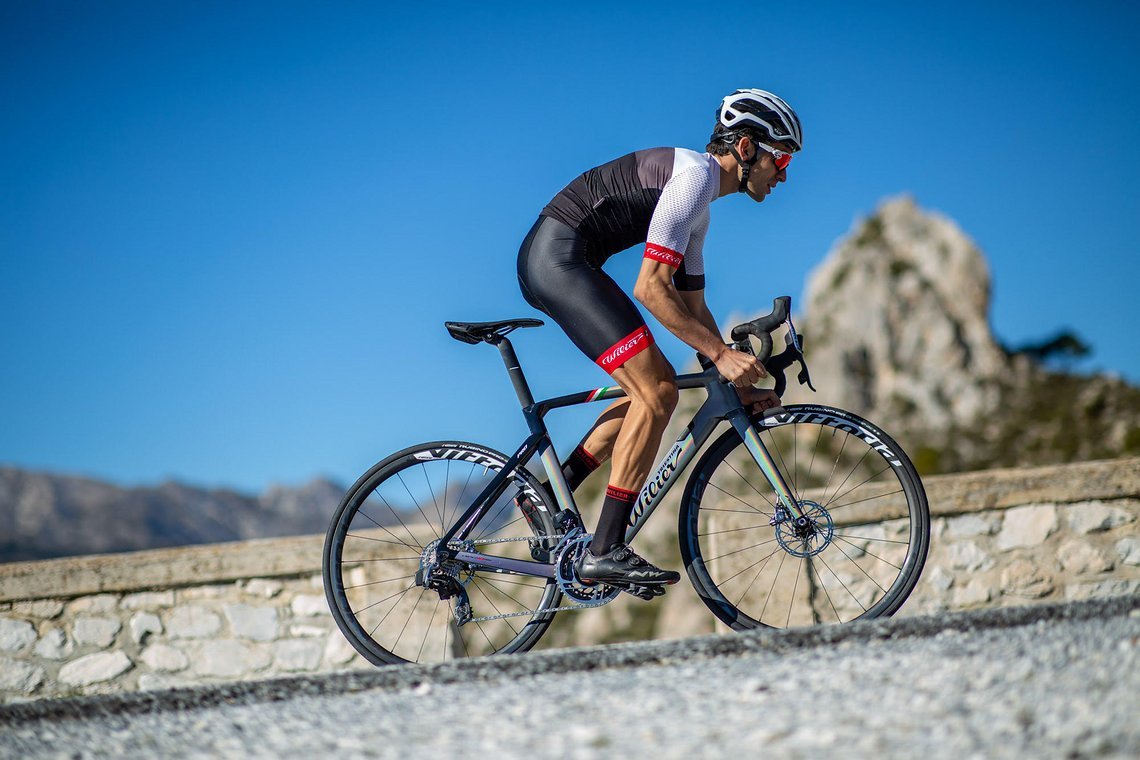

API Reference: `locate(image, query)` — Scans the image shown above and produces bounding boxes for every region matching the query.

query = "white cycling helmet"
[716,88,803,151]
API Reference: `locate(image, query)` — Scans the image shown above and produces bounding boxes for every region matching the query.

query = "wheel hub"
[772,500,834,558]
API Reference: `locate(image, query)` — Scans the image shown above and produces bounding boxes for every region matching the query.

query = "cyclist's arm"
[634,264,763,387]
[633,262,727,361]
[677,288,721,339]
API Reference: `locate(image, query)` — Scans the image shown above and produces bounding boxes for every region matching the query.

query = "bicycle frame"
[436,334,803,578]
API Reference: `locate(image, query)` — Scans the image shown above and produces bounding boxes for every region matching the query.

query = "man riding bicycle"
[517,89,803,593]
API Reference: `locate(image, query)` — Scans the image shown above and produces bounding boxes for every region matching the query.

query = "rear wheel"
[679,405,929,631]
[323,441,561,664]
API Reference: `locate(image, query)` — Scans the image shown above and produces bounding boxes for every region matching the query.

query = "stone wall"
[0,536,373,703]
[1,457,1138,703]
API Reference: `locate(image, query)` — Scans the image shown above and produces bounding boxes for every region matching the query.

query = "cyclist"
[517,89,802,593]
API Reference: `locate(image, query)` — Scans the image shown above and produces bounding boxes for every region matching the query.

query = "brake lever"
[763,329,817,397]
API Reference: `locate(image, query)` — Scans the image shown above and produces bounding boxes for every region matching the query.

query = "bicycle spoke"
[479,576,535,614]
[813,553,848,621]
[471,578,519,635]
[723,459,774,504]
[342,555,420,563]
[704,536,779,564]
[447,463,478,533]
[421,463,446,531]
[827,487,904,512]
[816,552,867,613]
[351,509,422,553]
[822,445,871,507]
[700,506,780,516]
[834,535,904,571]
[733,545,781,607]
[699,522,774,538]
[392,588,428,652]
[397,472,442,541]
[367,585,417,636]
[764,426,801,506]
[833,532,909,545]
[831,540,889,594]
[759,551,788,623]
[721,543,785,588]
[786,557,802,629]
[826,461,893,510]
[344,574,417,591]
[371,490,426,551]
[483,576,547,590]
[417,600,441,662]
[705,481,774,519]
[820,430,850,506]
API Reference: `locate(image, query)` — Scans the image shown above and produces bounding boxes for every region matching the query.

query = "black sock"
[591,484,637,554]
[564,445,600,491]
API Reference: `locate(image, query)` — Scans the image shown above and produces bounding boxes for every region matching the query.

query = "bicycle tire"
[323,440,562,665]
[679,404,929,631]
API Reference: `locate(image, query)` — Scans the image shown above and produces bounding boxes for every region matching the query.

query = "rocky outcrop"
[799,195,1008,430]
[793,196,1140,473]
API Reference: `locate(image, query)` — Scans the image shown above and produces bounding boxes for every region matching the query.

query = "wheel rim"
[685,408,927,629]
[328,445,559,663]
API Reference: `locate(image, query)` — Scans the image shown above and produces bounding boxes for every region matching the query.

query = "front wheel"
[679,405,929,631]
[323,441,562,665]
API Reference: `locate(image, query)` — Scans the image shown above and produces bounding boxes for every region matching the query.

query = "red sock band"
[605,484,637,502]
[573,445,600,470]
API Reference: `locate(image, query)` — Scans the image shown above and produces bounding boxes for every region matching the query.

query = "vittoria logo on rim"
[644,243,683,268]
[597,327,654,369]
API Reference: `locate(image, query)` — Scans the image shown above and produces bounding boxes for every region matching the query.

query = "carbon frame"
[436,334,801,579]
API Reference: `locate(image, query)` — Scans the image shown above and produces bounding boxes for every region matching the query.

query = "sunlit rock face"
[799,195,1008,432]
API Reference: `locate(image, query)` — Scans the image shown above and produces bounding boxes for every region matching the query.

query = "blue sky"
[3,1,1138,493]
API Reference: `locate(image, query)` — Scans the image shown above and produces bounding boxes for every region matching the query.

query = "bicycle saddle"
[445,318,544,344]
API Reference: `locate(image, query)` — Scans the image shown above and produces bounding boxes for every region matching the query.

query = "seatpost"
[492,336,535,409]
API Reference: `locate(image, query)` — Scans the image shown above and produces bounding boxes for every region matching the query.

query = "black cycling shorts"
[517,215,654,373]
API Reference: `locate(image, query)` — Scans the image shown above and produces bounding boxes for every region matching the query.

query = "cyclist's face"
[742,137,794,203]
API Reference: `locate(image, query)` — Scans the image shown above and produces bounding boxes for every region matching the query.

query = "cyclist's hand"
[738,386,780,415]
[713,347,767,388]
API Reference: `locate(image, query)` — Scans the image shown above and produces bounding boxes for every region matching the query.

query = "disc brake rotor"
[774,500,834,558]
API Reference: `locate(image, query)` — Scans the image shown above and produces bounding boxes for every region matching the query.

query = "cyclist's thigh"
[518,216,653,371]
[608,343,677,403]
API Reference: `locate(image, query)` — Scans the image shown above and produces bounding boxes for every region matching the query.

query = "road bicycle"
[323,296,930,665]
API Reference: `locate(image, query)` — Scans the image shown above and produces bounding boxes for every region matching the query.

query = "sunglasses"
[755,142,792,172]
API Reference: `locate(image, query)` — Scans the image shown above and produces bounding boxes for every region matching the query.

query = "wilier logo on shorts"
[599,327,652,367]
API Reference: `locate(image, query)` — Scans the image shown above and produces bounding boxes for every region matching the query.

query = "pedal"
[610,582,666,601]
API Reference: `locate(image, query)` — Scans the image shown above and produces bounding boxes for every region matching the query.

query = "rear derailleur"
[415,538,473,626]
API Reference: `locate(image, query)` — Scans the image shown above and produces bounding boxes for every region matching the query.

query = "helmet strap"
[728,141,759,194]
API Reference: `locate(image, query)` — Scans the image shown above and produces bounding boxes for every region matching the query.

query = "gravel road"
[3,597,1138,759]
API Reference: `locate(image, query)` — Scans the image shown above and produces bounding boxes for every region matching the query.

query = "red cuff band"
[644,242,683,268]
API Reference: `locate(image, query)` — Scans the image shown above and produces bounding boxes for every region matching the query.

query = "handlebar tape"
[730,296,791,363]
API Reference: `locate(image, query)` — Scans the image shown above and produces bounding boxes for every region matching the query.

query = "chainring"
[554,530,621,605]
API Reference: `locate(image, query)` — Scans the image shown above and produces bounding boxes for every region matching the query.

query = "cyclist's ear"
[735,133,756,162]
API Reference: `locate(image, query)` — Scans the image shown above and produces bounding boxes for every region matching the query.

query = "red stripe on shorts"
[595,326,654,371]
